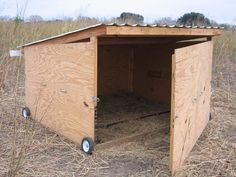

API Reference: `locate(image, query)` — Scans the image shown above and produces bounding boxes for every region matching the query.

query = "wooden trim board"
[105,26,222,37]
[20,25,223,48]
[27,26,106,46]
[170,53,176,172]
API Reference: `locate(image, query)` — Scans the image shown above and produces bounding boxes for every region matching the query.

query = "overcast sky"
[1,0,236,24]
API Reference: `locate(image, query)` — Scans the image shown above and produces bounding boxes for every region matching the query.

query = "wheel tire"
[21,107,30,119]
[81,137,94,154]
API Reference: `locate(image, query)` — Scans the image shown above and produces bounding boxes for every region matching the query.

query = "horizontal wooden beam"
[105,26,223,37]
[98,36,207,45]
[96,127,168,150]
[24,26,106,47]
[22,25,222,47]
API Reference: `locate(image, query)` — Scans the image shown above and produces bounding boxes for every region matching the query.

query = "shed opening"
[95,37,205,147]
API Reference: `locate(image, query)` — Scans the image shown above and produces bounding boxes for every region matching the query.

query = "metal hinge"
[92,96,100,103]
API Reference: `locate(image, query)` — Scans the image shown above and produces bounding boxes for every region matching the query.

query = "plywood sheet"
[106,26,222,37]
[170,41,213,174]
[98,45,133,95]
[24,38,97,144]
[133,44,172,103]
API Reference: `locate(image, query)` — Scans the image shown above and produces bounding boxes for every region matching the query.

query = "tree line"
[0,12,234,29]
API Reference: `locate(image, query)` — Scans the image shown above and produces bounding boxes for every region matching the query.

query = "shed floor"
[95,92,170,145]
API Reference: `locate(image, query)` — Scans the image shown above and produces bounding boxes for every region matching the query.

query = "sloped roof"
[19,23,224,48]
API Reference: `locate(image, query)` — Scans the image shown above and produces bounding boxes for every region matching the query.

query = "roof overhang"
[18,23,224,48]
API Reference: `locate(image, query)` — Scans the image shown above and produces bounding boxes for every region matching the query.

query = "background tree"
[117,12,144,24]
[28,15,43,22]
[177,12,211,26]
[0,15,12,21]
[154,17,176,25]
[14,15,24,23]
[219,23,235,30]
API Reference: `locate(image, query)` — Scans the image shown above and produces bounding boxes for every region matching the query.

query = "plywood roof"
[19,23,224,48]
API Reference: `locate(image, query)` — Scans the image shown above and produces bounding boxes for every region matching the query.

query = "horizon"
[0,0,236,24]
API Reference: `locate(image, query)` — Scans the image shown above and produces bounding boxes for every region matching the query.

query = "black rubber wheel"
[81,137,94,154]
[21,107,30,119]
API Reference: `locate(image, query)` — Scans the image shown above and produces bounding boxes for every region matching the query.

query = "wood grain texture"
[98,36,206,45]
[98,44,172,104]
[170,41,213,174]
[24,38,97,144]
[169,53,176,172]
[98,45,133,96]
[32,27,105,46]
[106,26,223,37]
[133,44,172,103]
[22,25,222,48]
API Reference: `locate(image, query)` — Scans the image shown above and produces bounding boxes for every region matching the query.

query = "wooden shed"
[18,23,223,174]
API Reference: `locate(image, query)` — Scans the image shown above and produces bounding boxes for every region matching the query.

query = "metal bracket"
[92,96,100,103]
[9,50,22,57]
[60,88,67,93]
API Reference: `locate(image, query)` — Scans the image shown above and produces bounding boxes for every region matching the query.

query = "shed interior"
[95,36,206,144]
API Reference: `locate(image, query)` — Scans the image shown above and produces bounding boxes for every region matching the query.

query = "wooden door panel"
[24,38,97,144]
[170,41,213,173]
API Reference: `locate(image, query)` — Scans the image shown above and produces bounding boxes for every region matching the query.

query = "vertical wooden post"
[170,54,176,175]
[128,47,134,92]
[92,36,98,107]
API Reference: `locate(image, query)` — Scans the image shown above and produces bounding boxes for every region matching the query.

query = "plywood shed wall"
[98,45,132,96]
[24,38,97,145]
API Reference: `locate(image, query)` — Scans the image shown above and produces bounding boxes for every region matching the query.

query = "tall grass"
[213,30,236,74]
[212,30,236,107]
[0,20,102,90]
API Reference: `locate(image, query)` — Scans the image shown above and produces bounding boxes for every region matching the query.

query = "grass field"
[0,20,235,177]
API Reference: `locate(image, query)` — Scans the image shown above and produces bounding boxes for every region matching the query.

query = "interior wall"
[98,45,133,95]
[173,41,206,49]
[133,44,172,104]
[131,41,205,104]
[98,43,173,104]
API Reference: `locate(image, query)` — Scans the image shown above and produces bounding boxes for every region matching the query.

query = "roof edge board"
[18,23,223,48]
[105,25,223,37]
[18,23,106,48]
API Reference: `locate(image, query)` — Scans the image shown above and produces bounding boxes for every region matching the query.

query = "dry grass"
[0,21,235,177]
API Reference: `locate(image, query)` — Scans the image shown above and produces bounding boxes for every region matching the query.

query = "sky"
[0,0,236,24]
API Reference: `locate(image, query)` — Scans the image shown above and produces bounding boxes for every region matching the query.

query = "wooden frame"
[21,24,222,175]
